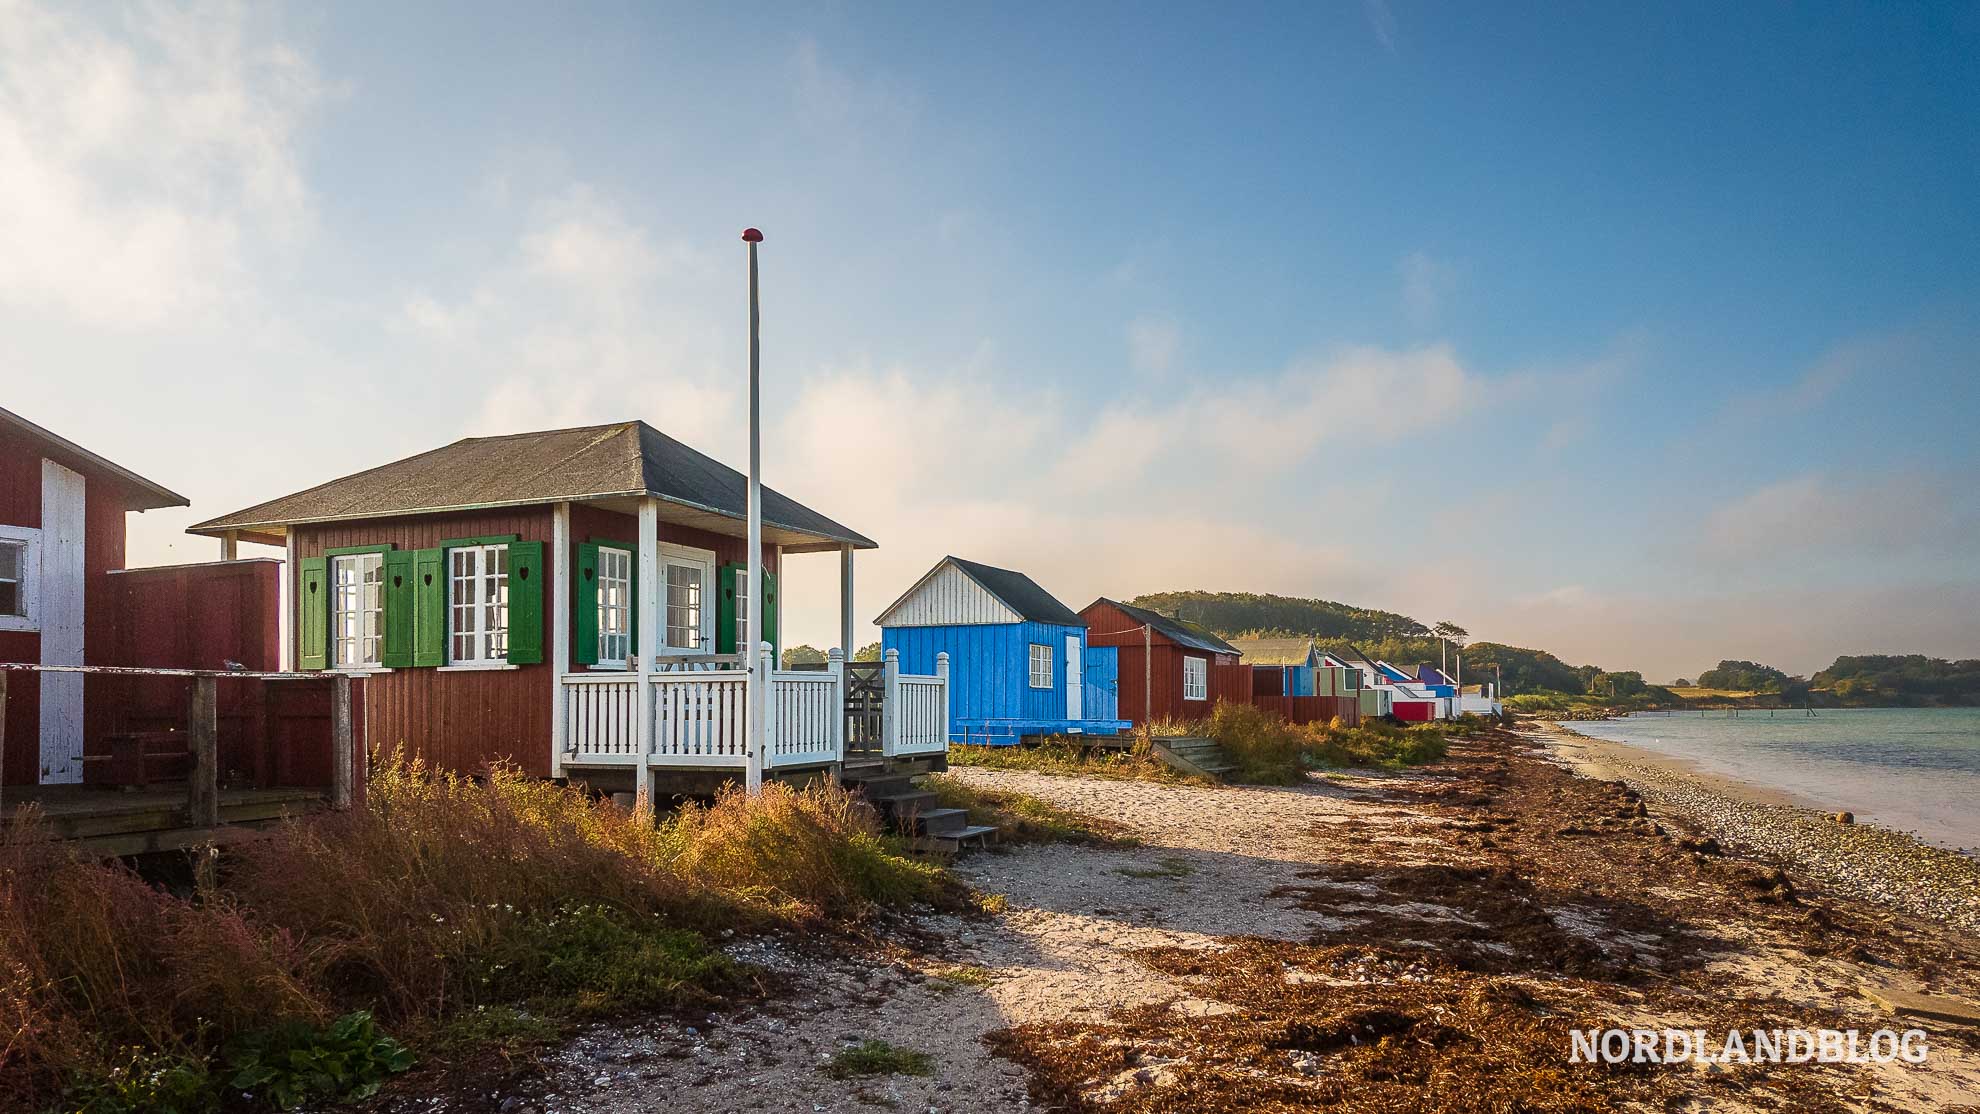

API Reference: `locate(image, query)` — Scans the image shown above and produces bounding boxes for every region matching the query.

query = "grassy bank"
[0,756,957,1114]
[950,704,1458,787]
[1198,702,1455,784]
[949,740,1194,783]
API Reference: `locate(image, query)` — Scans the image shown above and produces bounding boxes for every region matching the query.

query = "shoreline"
[1533,719,1980,934]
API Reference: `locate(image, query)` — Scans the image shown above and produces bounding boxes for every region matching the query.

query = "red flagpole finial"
[741,228,763,242]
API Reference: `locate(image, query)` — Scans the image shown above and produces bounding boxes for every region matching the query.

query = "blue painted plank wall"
[883,621,1086,727]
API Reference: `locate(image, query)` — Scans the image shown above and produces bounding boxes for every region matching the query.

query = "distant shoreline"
[1530,719,1980,933]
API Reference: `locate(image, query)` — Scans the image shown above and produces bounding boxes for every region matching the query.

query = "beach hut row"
[879,556,1501,746]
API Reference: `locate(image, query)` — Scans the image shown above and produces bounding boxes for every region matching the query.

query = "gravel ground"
[393,770,1432,1114]
[1539,722,1980,934]
[388,749,1980,1113]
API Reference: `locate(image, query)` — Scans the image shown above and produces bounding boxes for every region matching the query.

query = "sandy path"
[444,771,1405,1114]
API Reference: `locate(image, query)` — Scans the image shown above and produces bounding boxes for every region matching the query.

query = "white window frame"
[658,542,716,656]
[1028,642,1053,689]
[448,543,509,666]
[330,552,385,669]
[1182,655,1208,702]
[595,545,632,668]
[0,526,39,633]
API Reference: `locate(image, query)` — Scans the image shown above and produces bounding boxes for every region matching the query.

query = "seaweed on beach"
[988,727,1980,1111]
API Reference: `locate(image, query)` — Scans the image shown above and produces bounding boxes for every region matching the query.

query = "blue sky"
[4,1,1976,679]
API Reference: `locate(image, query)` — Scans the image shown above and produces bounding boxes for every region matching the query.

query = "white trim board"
[39,459,86,784]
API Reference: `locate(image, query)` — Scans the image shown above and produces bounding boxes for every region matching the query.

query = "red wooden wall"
[2,422,145,787]
[295,504,782,778]
[1251,694,1362,728]
[1080,600,1249,726]
[297,507,557,777]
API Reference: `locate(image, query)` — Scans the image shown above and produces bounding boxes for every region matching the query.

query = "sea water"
[1567,708,1980,854]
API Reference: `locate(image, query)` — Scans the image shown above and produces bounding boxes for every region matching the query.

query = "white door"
[656,543,716,657]
[1065,633,1083,720]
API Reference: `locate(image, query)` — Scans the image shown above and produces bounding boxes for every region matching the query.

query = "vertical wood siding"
[296,508,555,777]
[296,503,786,779]
[876,562,1021,627]
[882,620,1085,729]
[1081,600,1249,726]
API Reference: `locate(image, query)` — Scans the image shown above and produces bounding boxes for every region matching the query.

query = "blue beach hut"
[876,556,1131,745]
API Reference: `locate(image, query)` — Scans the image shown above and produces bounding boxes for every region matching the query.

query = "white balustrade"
[883,649,950,756]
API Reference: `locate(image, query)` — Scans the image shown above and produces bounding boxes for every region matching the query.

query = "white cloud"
[1126,316,1181,374]
[0,0,323,328]
[1697,470,1972,564]
[1054,343,1478,493]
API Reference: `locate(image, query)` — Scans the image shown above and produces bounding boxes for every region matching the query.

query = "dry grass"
[922,774,1141,848]
[1201,702,1450,784]
[0,753,961,1113]
[949,740,1197,784]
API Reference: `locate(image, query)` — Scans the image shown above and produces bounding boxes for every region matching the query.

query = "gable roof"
[188,421,874,552]
[0,405,188,511]
[1321,644,1381,671]
[875,556,1084,627]
[1089,598,1239,655]
[1229,637,1318,666]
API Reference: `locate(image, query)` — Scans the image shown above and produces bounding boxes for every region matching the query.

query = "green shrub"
[223,1011,414,1110]
[1202,701,1311,784]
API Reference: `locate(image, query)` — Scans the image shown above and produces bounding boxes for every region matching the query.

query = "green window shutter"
[760,568,779,662]
[297,556,329,670]
[381,550,414,668]
[573,542,600,666]
[716,562,740,654]
[507,540,545,664]
[413,548,447,667]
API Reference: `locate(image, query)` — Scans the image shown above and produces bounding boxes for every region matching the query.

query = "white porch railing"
[881,649,949,757]
[560,647,854,770]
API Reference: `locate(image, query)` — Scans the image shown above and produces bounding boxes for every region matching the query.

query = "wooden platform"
[0,783,331,856]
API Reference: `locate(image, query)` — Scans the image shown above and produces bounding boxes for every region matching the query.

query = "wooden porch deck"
[1,783,333,856]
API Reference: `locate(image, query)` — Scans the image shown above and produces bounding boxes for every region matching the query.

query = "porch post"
[220,529,239,561]
[635,497,659,813]
[937,651,951,747]
[839,544,855,664]
[751,641,773,786]
[827,647,845,761]
[550,502,571,778]
[881,648,900,757]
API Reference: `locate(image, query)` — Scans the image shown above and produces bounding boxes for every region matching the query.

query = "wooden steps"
[841,771,1000,856]
[1152,736,1236,781]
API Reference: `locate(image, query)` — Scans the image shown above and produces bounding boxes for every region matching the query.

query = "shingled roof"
[947,557,1084,626]
[1,405,187,511]
[1091,598,1240,655]
[188,422,874,552]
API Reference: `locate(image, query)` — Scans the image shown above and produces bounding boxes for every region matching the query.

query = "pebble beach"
[1539,721,1980,935]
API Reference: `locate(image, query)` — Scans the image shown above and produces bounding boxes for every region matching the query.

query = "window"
[449,543,508,663]
[0,539,25,620]
[664,559,705,651]
[1029,642,1053,689]
[331,553,384,667]
[596,546,631,666]
[733,567,750,648]
[1183,656,1208,701]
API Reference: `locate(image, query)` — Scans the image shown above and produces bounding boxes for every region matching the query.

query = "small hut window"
[1183,656,1208,701]
[331,552,384,668]
[1029,643,1053,689]
[0,538,27,620]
